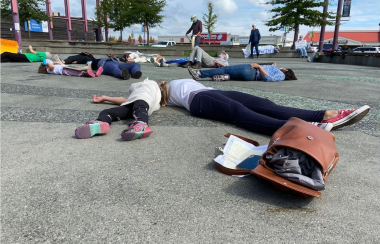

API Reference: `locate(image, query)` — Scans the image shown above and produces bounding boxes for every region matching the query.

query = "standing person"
[75,79,169,141]
[249,24,261,59]
[1,45,51,63]
[186,15,202,49]
[182,46,229,69]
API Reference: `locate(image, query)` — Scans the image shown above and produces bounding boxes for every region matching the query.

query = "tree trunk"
[293,23,299,49]
[146,24,149,47]
[120,30,123,42]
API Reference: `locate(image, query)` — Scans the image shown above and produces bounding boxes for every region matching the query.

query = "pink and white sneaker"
[121,121,152,141]
[95,67,103,77]
[321,105,370,130]
[75,120,110,139]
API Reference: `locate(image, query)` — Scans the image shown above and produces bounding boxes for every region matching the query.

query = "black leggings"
[189,90,325,135]
[64,54,92,64]
[97,100,149,125]
[1,52,29,62]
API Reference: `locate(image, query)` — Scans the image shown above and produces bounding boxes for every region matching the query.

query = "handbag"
[216,118,339,198]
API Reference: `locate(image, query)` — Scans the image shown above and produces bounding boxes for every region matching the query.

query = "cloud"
[214,0,238,14]
[247,0,266,6]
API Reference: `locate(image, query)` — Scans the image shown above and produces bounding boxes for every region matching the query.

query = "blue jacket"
[249,29,261,43]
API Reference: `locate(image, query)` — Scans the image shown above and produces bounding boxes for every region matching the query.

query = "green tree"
[131,0,166,48]
[149,36,155,43]
[128,35,132,44]
[93,0,135,42]
[109,35,116,42]
[264,0,335,47]
[1,0,49,39]
[138,34,143,44]
[202,1,218,45]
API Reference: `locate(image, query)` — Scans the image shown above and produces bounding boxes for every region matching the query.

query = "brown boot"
[182,61,192,68]
[191,62,202,69]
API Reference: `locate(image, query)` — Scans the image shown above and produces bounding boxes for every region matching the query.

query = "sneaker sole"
[212,74,230,82]
[121,69,130,80]
[121,130,152,141]
[131,71,142,79]
[188,67,199,80]
[75,122,110,139]
[331,105,370,130]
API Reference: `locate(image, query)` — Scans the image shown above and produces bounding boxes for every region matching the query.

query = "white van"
[151,41,176,48]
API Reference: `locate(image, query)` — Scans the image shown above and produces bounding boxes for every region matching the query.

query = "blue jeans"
[250,41,259,57]
[296,48,307,56]
[189,90,325,135]
[194,36,201,47]
[200,64,256,81]
[103,62,141,78]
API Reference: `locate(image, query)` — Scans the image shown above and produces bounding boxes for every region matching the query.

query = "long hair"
[284,69,297,80]
[38,64,47,74]
[158,81,169,107]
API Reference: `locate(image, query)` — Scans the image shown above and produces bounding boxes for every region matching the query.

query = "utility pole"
[332,0,344,52]
[318,0,329,52]
[10,0,22,50]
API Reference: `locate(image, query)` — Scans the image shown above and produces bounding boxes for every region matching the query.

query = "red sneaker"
[322,105,370,130]
[95,67,103,77]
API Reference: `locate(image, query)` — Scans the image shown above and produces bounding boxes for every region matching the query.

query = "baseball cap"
[221,50,229,60]
[190,15,196,22]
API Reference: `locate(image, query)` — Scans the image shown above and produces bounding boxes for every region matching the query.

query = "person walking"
[186,15,202,49]
[249,24,261,59]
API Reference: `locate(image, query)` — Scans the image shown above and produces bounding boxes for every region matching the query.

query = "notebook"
[214,135,268,169]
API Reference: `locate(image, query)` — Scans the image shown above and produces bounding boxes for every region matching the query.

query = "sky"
[49,0,380,40]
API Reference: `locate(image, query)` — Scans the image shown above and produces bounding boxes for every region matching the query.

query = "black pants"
[64,54,92,64]
[189,90,325,136]
[97,100,149,125]
[1,52,29,62]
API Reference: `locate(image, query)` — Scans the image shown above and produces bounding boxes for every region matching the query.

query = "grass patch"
[184,50,218,57]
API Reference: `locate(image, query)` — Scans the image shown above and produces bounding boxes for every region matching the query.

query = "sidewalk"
[1,57,379,243]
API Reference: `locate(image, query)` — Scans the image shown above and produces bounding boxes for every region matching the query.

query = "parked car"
[353,47,380,53]
[319,43,341,52]
[138,43,154,47]
[151,41,176,47]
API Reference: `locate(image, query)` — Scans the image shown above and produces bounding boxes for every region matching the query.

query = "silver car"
[353,47,380,53]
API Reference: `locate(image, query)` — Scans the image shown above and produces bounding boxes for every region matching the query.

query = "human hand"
[250,63,260,68]
[272,62,276,66]
[92,95,105,103]
[279,67,288,72]
[28,45,33,50]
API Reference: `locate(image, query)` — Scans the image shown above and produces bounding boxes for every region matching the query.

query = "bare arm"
[92,95,127,105]
[213,59,227,67]
[28,45,37,55]
[46,62,55,71]
[250,63,267,77]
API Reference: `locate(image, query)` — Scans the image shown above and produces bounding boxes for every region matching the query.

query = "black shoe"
[182,61,192,68]
[131,71,142,79]
[191,62,202,69]
[121,68,130,80]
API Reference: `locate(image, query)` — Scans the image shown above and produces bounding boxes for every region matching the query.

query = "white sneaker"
[53,54,62,63]
[309,122,333,132]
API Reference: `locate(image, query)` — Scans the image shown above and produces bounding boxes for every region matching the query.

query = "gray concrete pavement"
[1,56,380,243]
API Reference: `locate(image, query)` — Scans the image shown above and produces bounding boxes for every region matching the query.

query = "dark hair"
[38,64,47,74]
[283,69,297,80]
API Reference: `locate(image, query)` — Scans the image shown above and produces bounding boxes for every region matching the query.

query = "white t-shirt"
[167,79,213,111]
[120,78,161,116]
[46,65,64,75]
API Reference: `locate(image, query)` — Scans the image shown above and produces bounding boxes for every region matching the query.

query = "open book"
[214,135,268,169]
